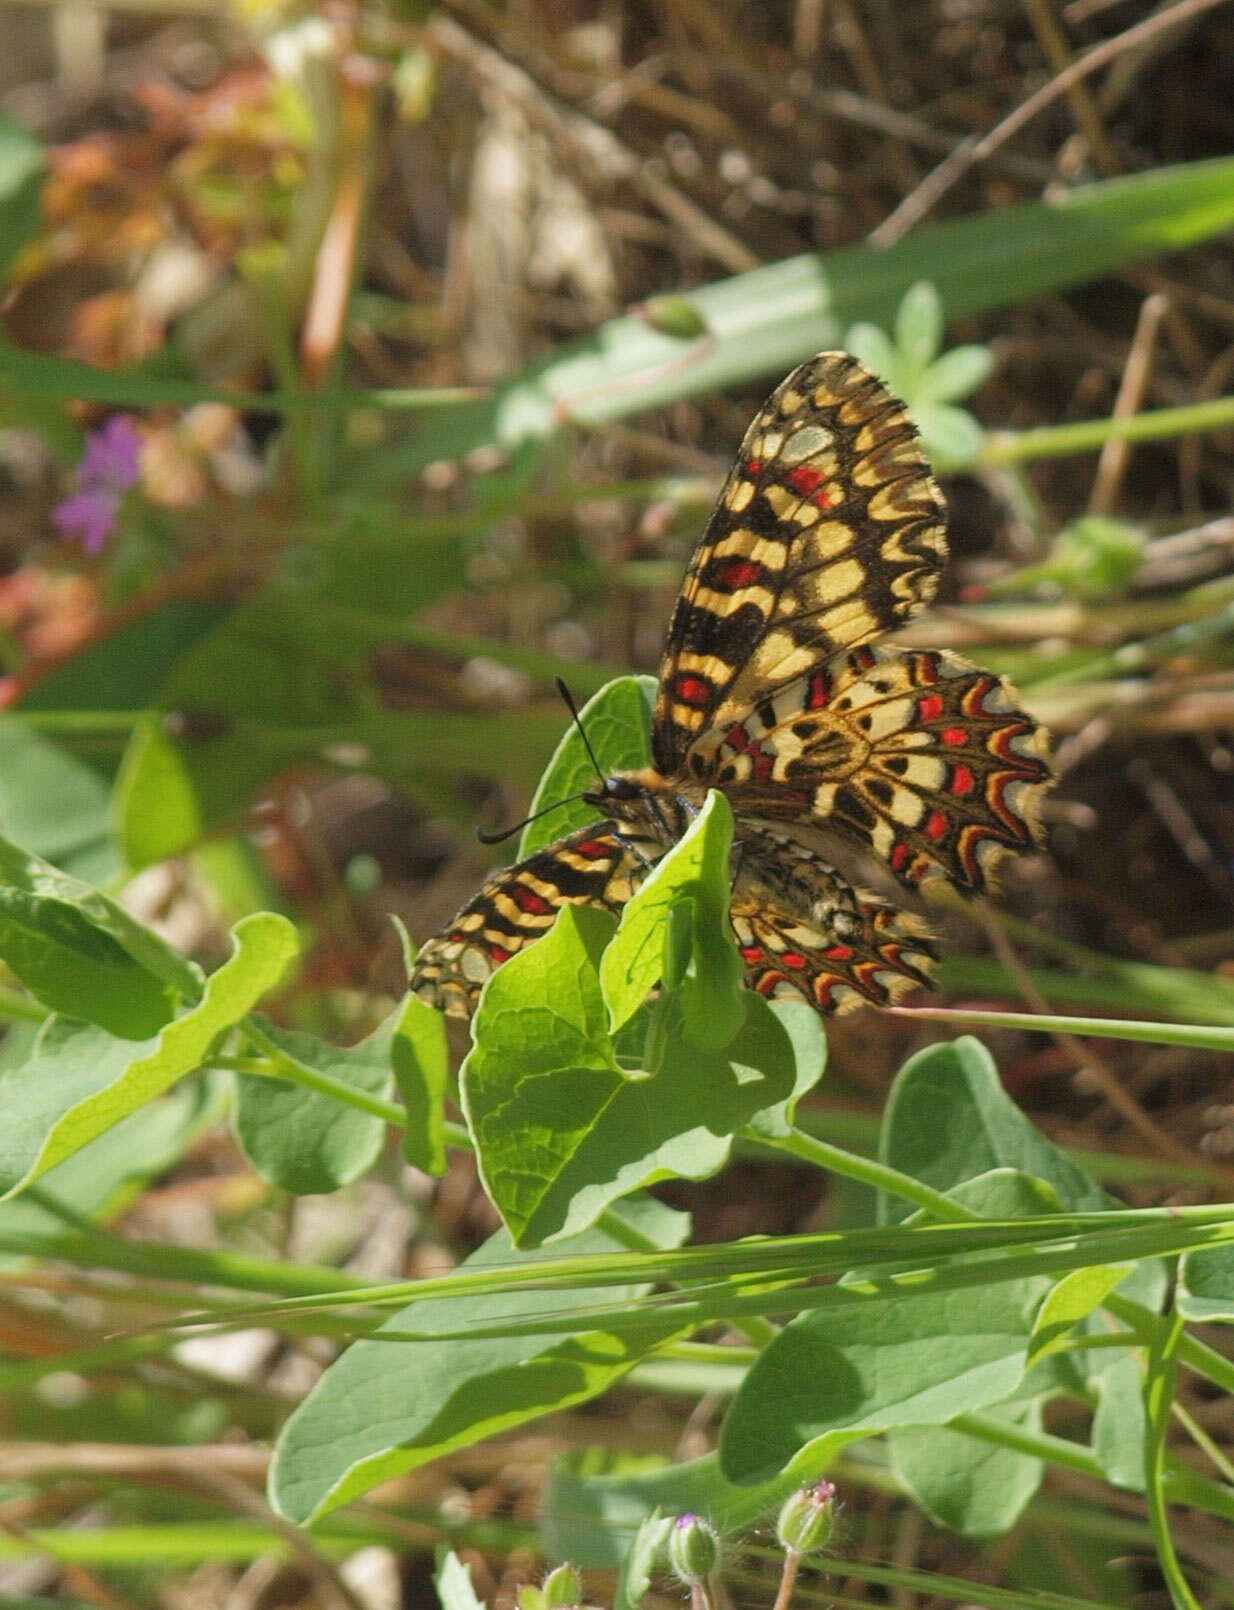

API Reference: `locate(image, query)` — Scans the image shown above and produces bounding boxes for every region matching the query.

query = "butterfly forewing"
[653,352,947,775]
[410,825,646,1018]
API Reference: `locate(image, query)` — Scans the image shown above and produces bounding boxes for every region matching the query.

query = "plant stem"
[1143,1310,1203,1610]
[753,1127,973,1222]
[983,392,1234,465]
[1108,1295,1234,1394]
[234,1023,406,1128]
[891,1004,1234,1052]
[0,987,48,1023]
[770,1550,800,1610]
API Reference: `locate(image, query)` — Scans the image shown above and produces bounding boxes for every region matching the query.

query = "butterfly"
[409,352,1052,1019]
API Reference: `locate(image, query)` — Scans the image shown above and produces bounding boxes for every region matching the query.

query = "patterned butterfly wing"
[716,645,1052,897]
[653,352,947,775]
[408,825,646,1018]
[732,828,938,1013]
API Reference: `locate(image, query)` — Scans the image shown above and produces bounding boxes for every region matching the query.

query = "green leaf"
[20,600,226,715]
[0,1077,222,1264]
[742,999,826,1140]
[914,343,994,404]
[462,904,794,1246]
[616,1510,674,1610]
[600,790,742,1049]
[894,281,943,385]
[0,913,298,1199]
[389,157,1234,477]
[912,403,986,470]
[391,921,450,1176]
[1092,1352,1147,1492]
[1027,1264,1135,1367]
[843,322,901,394]
[1177,1244,1234,1322]
[269,1196,689,1525]
[879,1037,1112,1222]
[878,1037,1166,1356]
[0,115,46,282]
[888,1399,1044,1537]
[435,1551,487,1610]
[0,717,116,884]
[115,716,204,874]
[0,831,203,1037]
[720,1170,1050,1487]
[520,675,656,858]
[232,1015,395,1194]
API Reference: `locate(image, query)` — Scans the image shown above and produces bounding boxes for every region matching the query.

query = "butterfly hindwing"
[732,827,939,1013]
[714,645,1052,897]
[653,352,947,774]
[409,825,646,1018]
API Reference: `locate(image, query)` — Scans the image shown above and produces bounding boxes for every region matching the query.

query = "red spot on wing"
[739,945,765,964]
[512,885,552,914]
[490,945,512,965]
[949,763,975,797]
[890,843,909,872]
[806,669,830,708]
[714,558,765,590]
[673,673,713,708]
[925,810,948,841]
[917,656,941,685]
[780,951,807,969]
[574,839,612,860]
[744,458,763,478]
[750,748,775,782]
[917,694,944,722]
[785,464,832,506]
[724,722,750,753]
[941,726,967,746]
[825,945,854,961]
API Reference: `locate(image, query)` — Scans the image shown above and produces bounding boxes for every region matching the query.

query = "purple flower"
[52,488,121,555]
[53,414,143,554]
[80,415,142,492]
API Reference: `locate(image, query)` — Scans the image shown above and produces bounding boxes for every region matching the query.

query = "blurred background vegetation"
[2,0,1234,1605]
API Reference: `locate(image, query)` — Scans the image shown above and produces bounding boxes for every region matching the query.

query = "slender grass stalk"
[1143,1312,1203,1610]
[983,392,1234,465]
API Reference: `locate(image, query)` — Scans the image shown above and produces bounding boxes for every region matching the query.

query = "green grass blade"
[386,157,1234,475]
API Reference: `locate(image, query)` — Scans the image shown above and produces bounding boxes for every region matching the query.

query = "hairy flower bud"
[776,1480,837,1556]
[667,1513,718,1585]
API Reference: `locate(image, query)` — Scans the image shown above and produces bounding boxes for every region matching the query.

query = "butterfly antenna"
[476,791,588,846]
[554,676,605,783]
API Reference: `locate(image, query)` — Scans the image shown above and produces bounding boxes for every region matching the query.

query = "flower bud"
[635,296,709,340]
[517,1589,545,1610]
[541,1564,582,1609]
[667,1513,718,1585]
[776,1480,837,1556]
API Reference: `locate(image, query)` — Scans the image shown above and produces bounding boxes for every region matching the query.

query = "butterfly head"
[583,767,698,847]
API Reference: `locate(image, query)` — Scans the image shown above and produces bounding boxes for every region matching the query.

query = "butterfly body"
[409,352,1053,1021]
